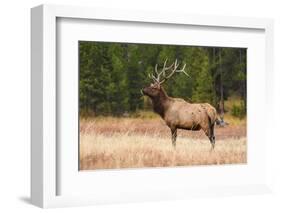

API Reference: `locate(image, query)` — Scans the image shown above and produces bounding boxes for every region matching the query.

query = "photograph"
[79,41,247,170]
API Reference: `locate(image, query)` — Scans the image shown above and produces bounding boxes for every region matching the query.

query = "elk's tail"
[203,103,228,127]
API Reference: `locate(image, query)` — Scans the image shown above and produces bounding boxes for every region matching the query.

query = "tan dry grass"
[80,134,246,170]
[80,117,246,140]
[80,118,246,170]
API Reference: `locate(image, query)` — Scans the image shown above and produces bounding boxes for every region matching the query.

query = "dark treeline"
[79,41,246,117]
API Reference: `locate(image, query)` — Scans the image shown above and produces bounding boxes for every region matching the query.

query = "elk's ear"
[150,83,154,87]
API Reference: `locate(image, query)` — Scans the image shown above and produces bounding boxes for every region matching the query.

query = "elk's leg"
[204,124,215,150]
[210,123,215,149]
[171,128,177,148]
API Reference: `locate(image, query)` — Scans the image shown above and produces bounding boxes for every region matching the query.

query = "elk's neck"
[151,88,170,118]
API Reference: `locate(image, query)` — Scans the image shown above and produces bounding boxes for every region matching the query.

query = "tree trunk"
[219,48,224,120]
[240,49,247,113]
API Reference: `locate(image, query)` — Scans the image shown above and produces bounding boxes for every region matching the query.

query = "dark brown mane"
[150,87,169,118]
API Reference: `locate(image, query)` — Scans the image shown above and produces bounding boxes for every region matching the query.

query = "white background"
[0,0,280,212]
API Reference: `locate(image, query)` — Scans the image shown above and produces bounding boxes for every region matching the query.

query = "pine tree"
[191,48,215,104]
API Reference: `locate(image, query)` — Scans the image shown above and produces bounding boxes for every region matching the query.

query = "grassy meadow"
[79,113,246,170]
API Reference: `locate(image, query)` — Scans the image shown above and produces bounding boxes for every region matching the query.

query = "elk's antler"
[149,59,188,84]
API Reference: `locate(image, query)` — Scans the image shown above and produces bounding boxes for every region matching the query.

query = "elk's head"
[141,59,188,98]
[142,82,162,98]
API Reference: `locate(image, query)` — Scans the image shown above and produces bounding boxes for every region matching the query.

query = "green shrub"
[231,102,246,119]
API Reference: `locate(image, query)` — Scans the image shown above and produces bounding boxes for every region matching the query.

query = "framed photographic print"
[31,4,274,208]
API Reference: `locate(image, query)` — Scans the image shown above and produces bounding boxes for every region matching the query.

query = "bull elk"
[141,59,220,149]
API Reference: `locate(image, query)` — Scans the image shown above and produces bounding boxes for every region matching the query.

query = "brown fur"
[142,83,218,149]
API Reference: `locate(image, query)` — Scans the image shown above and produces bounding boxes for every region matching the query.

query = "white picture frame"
[31,4,274,208]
